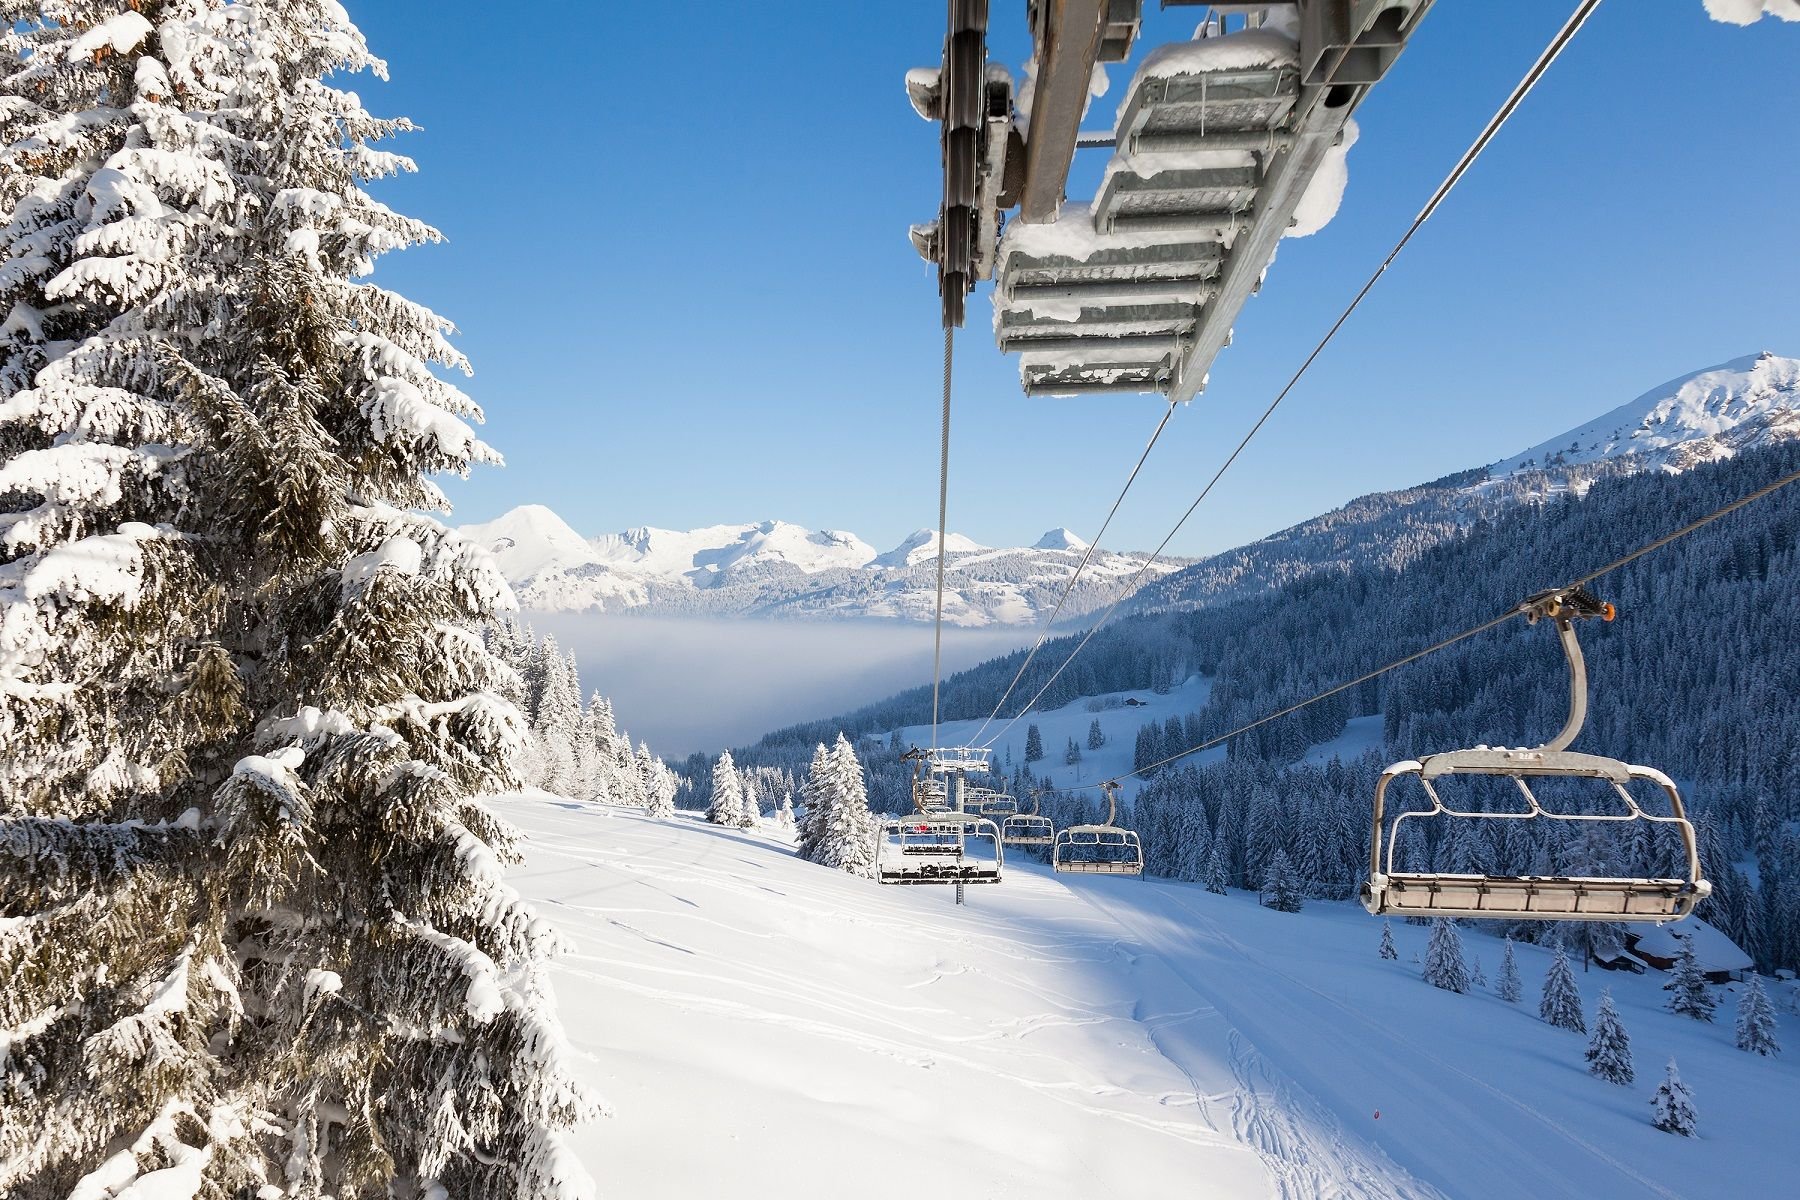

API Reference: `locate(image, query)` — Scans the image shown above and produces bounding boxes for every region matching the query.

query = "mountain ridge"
[1135,351,1799,614]
[457,510,1182,626]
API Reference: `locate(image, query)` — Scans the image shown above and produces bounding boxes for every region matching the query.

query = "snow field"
[504,791,1800,1199]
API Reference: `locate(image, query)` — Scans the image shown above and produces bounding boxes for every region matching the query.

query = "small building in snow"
[1626,919,1753,983]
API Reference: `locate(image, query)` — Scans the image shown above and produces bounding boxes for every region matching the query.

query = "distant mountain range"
[457,509,1185,626]
[464,352,1798,626]
[1134,351,1800,613]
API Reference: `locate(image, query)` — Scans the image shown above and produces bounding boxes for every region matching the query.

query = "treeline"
[486,620,681,810]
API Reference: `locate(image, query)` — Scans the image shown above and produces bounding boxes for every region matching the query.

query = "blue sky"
[354,3,1798,558]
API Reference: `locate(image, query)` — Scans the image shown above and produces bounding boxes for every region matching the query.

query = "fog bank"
[527,613,1033,759]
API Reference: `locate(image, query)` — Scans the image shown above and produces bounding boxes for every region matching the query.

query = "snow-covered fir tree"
[1585,989,1635,1084]
[776,791,796,832]
[795,742,830,843]
[1650,1059,1697,1136]
[707,750,746,827]
[1497,937,1523,1003]
[735,771,760,830]
[1087,718,1105,750]
[1024,723,1044,763]
[639,741,678,818]
[1422,919,1471,994]
[1203,839,1230,895]
[796,734,876,877]
[0,4,597,1194]
[1259,848,1304,912]
[1470,955,1487,989]
[1733,974,1780,1056]
[1379,922,1398,960]
[534,641,582,796]
[1666,935,1716,1022]
[1541,946,1586,1032]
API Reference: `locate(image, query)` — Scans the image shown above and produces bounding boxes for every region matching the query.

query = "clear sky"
[352,2,1798,559]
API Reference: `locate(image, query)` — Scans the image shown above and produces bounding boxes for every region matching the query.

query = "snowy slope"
[504,792,1800,1200]
[459,512,1183,625]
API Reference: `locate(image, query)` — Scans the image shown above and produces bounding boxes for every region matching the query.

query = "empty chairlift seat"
[1051,781,1143,876]
[1361,589,1711,923]
[1002,792,1055,847]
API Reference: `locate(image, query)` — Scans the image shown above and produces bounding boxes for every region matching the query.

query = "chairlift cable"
[1056,459,1800,794]
[973,0,1606,752]
[929,325,955,750]
[968,401,1179,747]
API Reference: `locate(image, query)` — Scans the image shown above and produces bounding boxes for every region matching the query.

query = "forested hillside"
[709,442,1800,974]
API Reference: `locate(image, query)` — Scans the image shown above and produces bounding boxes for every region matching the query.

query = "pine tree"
[1203,840,1230,895]
[1259,848,1304,912]
[1471,955,1487,989]
[797,734,876,877]
[1650,1059,1697,1136]
[735,771,760,830]
[708,750,746,826]
[1497,938,1523,1003]
[0,5,596,1195]
[1065,737,1081,767]
[1422,919,1471,994]
[1667,935,1716,1022]
[1087,718,1105,750]
[795,742,830,842]
[1734,974,1780,1056]
[1541,946,1586,1032]
[1585,990,1635,1084]
[640,742,677,818]
[776,791,797,832]
[1025,723,1044,763]
[1379,922,1398,960]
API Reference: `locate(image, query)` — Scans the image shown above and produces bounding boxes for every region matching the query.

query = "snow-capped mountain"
[458,509,1180,625]
[1138,352,1800,613]
[1489,351,1800,477]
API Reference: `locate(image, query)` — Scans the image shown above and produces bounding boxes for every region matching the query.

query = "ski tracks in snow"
[1071,882,1443,1200]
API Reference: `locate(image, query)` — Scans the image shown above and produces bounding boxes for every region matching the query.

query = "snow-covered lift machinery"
[1361,589,1713,923]
[927,746,994,779]
[910,2,1433,397]
[1052,780,1144,875]
[1002,792,1056,847]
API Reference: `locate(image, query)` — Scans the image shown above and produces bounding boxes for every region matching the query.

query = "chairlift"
[968,787,1019,818]
[1361,588,1711,923]
[1053,781,1143,876]
[876,813,1004,885]
[1002,792,1055,847]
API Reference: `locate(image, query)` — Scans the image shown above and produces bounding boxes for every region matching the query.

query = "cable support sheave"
[930,326,955,749]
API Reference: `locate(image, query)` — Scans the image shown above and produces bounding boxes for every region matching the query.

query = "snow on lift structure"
[1053,780,1144,876]
[1002,791,1056,848]
[909,1,1434,400]
[878,747,1003,886]
[1361,589,1712,923]
[927,746,993,777]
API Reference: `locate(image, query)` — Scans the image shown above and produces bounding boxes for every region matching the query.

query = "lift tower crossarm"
[1017,0,1114,224]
